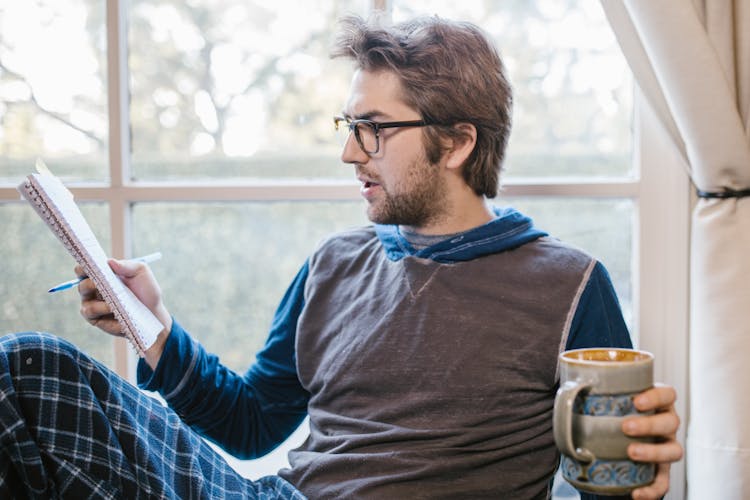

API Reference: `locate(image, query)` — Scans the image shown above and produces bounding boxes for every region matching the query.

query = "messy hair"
[332,15,513,197]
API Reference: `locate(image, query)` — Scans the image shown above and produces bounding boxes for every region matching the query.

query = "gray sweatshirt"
[283,225,597,499]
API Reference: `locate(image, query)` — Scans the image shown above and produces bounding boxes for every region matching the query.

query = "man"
[0,15,681,499]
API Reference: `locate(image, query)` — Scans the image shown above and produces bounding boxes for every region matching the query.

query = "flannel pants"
[0,332,306,499]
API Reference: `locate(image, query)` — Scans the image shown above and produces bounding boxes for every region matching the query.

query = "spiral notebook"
[17,161,162,356]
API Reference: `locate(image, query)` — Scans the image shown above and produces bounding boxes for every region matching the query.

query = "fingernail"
[623,420,637,434]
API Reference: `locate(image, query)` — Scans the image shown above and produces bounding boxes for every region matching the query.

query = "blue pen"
[47,252,162,293]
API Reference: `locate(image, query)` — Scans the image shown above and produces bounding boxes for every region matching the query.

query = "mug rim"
[560,347,653,365]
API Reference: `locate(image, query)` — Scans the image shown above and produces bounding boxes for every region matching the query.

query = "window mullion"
[106,0,134,377]
[107,0,131,190]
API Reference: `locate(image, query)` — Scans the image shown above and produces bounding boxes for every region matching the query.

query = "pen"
[47,252,163,293]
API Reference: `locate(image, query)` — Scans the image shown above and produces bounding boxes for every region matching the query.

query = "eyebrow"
[342,110,388,121]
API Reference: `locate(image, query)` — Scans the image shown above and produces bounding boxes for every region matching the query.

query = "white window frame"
[633,92,690,500]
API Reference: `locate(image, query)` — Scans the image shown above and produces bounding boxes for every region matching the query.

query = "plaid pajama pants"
[0,332,307,499]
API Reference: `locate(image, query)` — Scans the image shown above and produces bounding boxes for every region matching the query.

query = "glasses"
[333,116,437,155]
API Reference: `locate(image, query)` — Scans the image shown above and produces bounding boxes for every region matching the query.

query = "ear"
[443,123,477,171]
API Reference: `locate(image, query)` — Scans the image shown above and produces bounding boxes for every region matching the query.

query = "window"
[0,0,688,489]
[0,0,113,362]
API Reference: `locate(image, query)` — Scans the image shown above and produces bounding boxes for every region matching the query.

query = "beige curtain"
[601,0,750,498]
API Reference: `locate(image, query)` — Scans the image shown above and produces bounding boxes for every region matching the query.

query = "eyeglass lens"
[336,119,378,154]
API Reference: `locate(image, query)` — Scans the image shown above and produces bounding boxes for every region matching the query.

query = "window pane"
[1,202,114,366]
[131,201,368,371]
[0,0,108,182]
[128,0,368,181]
[504,197,633,329]
[391,0,633,180]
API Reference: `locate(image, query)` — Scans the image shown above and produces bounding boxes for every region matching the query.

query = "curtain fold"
[602,0,750,498]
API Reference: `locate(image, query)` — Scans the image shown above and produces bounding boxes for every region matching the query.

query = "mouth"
[357,171,381,188]
[357,175,382,200]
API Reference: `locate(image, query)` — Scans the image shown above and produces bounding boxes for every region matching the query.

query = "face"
[340,69,448,229]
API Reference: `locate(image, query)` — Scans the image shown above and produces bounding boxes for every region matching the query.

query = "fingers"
[108,258,147,280]
[623,409,680,439]
[623,385,681,445]
[74,261,150,337]
[74,258,164,337]
[80,298,111,320]
[627,439,684,463]
[80,298,122,336]
[77,275,99,300]
[89,316,122,335]
[621,382,684,496]
[631,462,670,500]
[633,384,677,412]
[75,258,148,296]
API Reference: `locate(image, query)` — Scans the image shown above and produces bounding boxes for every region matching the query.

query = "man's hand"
[622,384,683,499]
[77,258,172,369]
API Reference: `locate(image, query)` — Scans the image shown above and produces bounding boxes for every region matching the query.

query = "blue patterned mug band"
[561,455,655,495]
[573,393,638,416]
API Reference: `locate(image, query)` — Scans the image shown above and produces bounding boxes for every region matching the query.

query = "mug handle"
[554,380,596,463]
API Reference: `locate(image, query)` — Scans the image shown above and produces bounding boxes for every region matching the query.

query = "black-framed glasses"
[334,116,436,155]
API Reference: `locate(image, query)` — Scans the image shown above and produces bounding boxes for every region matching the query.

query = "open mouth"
[359,178,382,200]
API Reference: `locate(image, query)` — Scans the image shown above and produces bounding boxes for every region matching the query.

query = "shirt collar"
[374,206,548,263]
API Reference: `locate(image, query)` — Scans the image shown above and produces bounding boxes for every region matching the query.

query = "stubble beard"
[366,156,448,228]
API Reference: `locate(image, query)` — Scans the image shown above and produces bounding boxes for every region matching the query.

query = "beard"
[364,155,448,228]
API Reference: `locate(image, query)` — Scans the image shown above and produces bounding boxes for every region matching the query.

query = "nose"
[340,131,369,166]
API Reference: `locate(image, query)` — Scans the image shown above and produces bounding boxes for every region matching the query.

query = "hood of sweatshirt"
[374,206,548,264]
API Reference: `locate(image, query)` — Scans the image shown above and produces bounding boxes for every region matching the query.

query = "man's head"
[332,15,513,198]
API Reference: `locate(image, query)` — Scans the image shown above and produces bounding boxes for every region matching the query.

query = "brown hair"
[332,15,513,198]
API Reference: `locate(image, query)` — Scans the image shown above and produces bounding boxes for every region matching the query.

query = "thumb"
[108,258,144,279]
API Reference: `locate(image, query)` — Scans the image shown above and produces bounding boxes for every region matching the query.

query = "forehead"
[343,69,418,120]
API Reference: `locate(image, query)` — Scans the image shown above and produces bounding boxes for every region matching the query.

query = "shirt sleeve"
[137,261,311,459]
[566,260,633,351]
[564,260,633,500]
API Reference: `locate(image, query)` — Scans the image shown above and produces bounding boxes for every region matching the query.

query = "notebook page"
[25,173,162,353]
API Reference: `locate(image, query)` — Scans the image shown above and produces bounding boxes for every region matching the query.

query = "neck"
[401,195,494,236]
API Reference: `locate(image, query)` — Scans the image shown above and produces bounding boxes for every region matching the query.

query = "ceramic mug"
[553,348,656,495]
